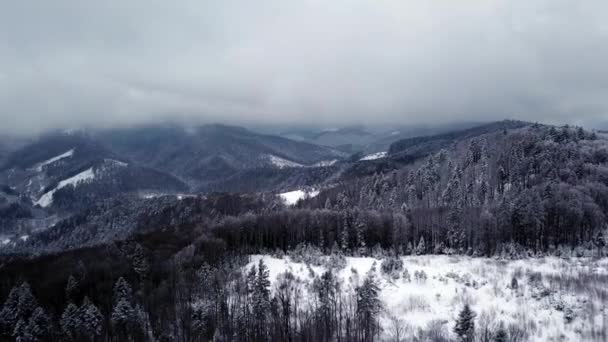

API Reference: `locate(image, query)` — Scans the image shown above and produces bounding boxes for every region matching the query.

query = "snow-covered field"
[245,255,608,341]
[278,189,320,205]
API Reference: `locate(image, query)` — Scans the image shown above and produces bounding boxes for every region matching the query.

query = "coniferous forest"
[1,123,608,341]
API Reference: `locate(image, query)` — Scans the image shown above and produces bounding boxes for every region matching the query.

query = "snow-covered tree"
[252,259,271,320]
[415,236,426,255]
[0,282,38,336]
[357,264,381,341]
[355,216,367,256]
[60,303,82,339]
[111,297,136,336]
[80,297,104,339]
[0,286,20,334]
[454,304,476,342]
[65,275,79,302]
[25,307,51,341]
[111,277,138,339]
[112,277,133,304]
[13,318,26,341]
[132,243,149,280]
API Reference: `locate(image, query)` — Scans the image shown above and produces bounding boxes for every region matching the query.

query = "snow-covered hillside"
[35,167,95,207]
[267,154,304,168]
[244,255,608,341]
[360,151,387,161]
[34,148,74,171]
[279,189,320,205]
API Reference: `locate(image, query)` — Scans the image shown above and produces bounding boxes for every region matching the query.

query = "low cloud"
[1,0,607,134]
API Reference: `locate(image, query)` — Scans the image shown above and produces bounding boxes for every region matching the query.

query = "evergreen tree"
[13,318,26,341]
[340,215,350,251]
[0,282,38,336]
[132,243,150,280]
[80,297,104,340]
[17,283,38,321]
[454,304,476,342]
[0,286,20,334]
[355,216,367,256]
[65,275,79,303]
[25,307,51,341]
[252,259,271,339]
[415,236,426,255]
[357,264,381,341]
[111,278,137,339]
[111,298,136,336]
[113,277,133,304]
[60,303,82,340]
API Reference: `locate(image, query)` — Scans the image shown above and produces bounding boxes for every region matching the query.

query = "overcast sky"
[1,0,607,134]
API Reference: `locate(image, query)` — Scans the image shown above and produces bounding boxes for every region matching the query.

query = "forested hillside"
[1,122,607,341]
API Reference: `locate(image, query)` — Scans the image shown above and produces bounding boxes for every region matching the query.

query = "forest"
[1,123,608,341]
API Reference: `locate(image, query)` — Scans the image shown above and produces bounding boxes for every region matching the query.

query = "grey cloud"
[1,0,608,135]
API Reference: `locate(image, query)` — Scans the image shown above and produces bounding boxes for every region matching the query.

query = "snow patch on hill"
[35,167,95,207]
[267,155,304,168]
[313,159,338,167]
[279,189,320,205]
[245,255,608,342]
[34,148,74,171]
[360,151,387,161]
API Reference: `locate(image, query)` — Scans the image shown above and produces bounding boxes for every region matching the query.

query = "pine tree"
[0,286,20,334]
[80,297,104,340]
[17,283,37,321]
[111,298,136,335]
[454,304,476,342]
[415,236,426,255]
[113,277,133,304]
[25,307,51,341]
[357,264,381,341]
[65,275,79,302]
[12,318,26,340]
[132,244,149,280]
[340,215,350,251]
[60,303,82,339]
[355,216,367,256]
[324,198,332,210]
[252,259,271,339]
[1,282,38,336]
[111,277,137,339]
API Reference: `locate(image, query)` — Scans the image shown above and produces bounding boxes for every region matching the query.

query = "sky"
[1,0,608,135]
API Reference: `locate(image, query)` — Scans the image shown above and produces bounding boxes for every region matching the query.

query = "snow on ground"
[313,159,338,167]
[34,149,74,171]
[35,167,95,207]
[103,158,128,167]
[267,155,304,168]
[360,151,388,161]
[245,255,608,341]
[278,189,320,205]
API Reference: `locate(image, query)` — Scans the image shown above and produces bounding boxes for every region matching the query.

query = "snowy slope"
[34,148,74,171]
[360,151,387,161]
[267,155,304,168]
[278,189,320,205]
[35,167,95,207]
[245,255,608,341]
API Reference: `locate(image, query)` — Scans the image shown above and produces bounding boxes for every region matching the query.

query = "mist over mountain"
[2,1,608,341]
